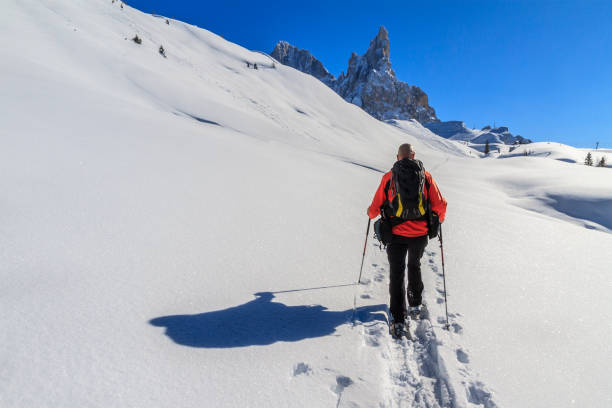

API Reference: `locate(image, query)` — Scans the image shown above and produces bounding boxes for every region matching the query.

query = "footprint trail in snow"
[351,243,498,408]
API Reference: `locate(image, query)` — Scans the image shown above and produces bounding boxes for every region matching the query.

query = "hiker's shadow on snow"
[149,292,386,348]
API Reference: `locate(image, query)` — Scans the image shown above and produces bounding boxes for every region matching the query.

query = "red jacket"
[368,170,447,237]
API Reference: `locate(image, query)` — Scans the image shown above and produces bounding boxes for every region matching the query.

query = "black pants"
[386,235,428,323]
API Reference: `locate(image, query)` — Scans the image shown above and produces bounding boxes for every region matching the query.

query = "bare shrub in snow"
[132,35,141,44]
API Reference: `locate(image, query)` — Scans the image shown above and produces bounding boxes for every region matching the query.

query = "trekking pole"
[439,224,451,330]
[358,218,371,284]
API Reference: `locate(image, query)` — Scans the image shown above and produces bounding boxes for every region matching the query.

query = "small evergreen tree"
[584,152,593,166]
[484,140,490,155]
[597,156,607,167]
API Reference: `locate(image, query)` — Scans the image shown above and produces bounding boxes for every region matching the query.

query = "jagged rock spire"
[270,27,438,124]
[364,26,391,67]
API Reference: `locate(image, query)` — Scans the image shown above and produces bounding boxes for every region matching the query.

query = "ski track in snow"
[352,243,497,408]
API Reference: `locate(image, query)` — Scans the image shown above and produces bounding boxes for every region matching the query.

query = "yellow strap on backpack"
[395,193,403,217]
[418,191,426,216]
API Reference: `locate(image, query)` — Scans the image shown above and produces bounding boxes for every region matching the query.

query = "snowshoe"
[409,303,428,321]
[389,321,409,340]
[408,306,421,321]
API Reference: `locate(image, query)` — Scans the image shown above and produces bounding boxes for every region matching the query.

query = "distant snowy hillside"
[2,1,612,408]
[424,121,532,148]
[498,142,605,162]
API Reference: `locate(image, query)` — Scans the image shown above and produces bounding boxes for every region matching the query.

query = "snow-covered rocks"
[424,121,532,146]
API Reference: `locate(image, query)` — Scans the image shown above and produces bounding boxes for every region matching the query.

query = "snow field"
[2,0,612,407]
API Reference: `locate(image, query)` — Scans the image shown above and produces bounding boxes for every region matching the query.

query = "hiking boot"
[408,306,421,320]
[389,320,408,339]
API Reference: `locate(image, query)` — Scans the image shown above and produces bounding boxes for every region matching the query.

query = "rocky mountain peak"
[364,26,391,68]
[270,27,438,124]
[270,41,335,86]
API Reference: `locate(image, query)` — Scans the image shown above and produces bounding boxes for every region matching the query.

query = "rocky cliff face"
[271,27,438,124]
[270,41,335,87]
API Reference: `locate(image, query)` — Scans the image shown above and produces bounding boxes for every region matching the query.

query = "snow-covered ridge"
[424,121,532,146]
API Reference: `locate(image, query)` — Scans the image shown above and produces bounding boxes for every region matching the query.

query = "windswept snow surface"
[498,141,610,165]
[2,1,612,407]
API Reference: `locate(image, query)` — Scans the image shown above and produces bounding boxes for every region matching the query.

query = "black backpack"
[374,158,440,247]
[384,158,428,223]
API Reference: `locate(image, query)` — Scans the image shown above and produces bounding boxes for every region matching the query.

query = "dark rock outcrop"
[270,41,335,87]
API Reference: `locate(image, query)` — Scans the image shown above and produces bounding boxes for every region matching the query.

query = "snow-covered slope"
[499,141,610,165]
[2,1,612,407]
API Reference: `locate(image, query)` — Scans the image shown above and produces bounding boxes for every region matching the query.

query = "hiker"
[367,143,447,337]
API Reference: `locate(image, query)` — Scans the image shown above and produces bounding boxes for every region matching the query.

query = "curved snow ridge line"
[251,50,281,67]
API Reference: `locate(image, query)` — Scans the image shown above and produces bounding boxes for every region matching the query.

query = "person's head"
[397,143,415,161]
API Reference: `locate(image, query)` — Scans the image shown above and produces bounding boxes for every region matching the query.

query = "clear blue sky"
[129,0,611,148]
